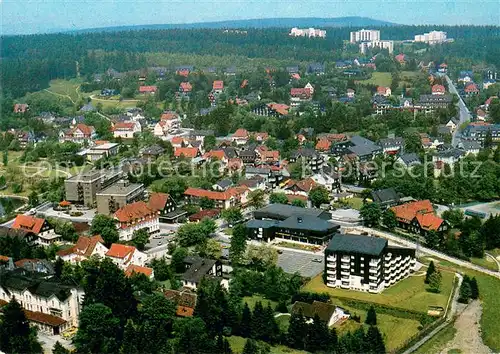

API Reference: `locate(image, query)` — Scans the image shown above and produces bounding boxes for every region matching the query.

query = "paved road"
[445,75,471,147]
[403,273,463,354]
[349,226,500,278]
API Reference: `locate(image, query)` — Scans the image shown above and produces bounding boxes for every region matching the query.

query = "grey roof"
[245,166,271,175]
[290,148,318,159]
[327,233,387,256]
[308,62,325,72]
[191,129,214,137]
[238,149,257,158]
[182,257,217,283]
[372,95,390,105]
[348,136,381,157]
[279,215,337,232]
[141,144,165,156]
[459,140,481,150]
[253,204,330,220]
[398,153,421,166]
[418,95,452,104]
[216,179,233,189]
[246,219,279,229]
[222,147,238,159]
[437,148,466,159]
[96,181,143,196]
[291,301,336,322]
[378,137,404,148]
[0,271,76,301]
[286,65,299,73]
[370,188,401,204]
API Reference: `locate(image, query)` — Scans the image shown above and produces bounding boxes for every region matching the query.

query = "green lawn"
[358,72,392,87]
[227,336,307,354]
[346,197,364,210]
[243,295,278,311]
[470,256,498,271]
[302,270,454,313]
[47,78,84,102]
[414,323,456,354]
[275,314,291,332]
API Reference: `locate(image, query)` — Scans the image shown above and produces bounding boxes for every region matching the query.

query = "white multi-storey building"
[290,27,326,38]
[105,244,148,269]
[324,233,416,293]
[113,201,160,241]
[350,29,380,43]
[414,31,448,44]
[0,272,84,335]
[359,40,394,54]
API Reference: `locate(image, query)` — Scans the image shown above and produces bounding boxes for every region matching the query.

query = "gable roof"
[232,128,249,138]
[139,85,157,93]
[56,235,105,258]
[125,264,153,278]
[148,192,170,211]
[390,200,434,223]
[112,122,137,131]
[291,301,337,322]
[184,186,247,201]
[180,82,192,92]
[106,244,137,259]
[114,201,155,223]
[212,80,224,90]
[174,147,199,158]
[415,213,444,231]
[71,123,95,137]
[12,215,46,235]
[370,188,401,204]
[432,84,446,93]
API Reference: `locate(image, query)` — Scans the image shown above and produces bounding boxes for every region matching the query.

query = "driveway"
[445,75,471,147]
[37,332,73,354]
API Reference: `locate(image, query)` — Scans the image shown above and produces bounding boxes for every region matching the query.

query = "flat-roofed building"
[96,179,146,215]
[64,169,123,207]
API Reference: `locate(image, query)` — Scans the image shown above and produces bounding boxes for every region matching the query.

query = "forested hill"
[72,17,396,33]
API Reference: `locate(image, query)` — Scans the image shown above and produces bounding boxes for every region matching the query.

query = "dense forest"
[1,25,499,99]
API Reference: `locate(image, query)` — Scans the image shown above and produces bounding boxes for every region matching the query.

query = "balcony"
[369,258,381,267]
[341,263,350,270]
[327,255,337,262]
[369,274,378,281]
[326,269,336,275]
[326,262,336,269]
[369,266,380,274]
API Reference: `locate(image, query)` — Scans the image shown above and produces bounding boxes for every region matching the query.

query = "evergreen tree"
[458,276,472,304]
[365,326,386,354]
[251,301,266,340]
[242,339,259,354]
[0,298,42,354]
[120,320,139,354]
[287,310,308,350]
[470,277,479,299]
[194,277,229,337]
[240,302,253,338]
[365,306,377,326]
[425,261,436,284]
[52,341,70,354]
[307,314,330,352]
[264,303,280,343]
[428,270,442,293]
[329,327,339,353]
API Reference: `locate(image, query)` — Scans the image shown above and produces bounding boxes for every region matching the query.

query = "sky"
[1,0,499,35]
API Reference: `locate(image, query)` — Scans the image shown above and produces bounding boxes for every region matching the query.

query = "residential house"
[188,209,221,223]
[290,87,312,108]
[78,142,120,162]
[106,244,148,269]
[224,66,237,76]
[395,53,406,65]
[126,108,145,121]
[212,80,224,94]
[184,186,248,210]
[138,85,158,95]
[376,86,391,97]
[462,123,500,143]
[446,118,459,131]
[13,104,29,114]
[370,188,403,208]
[476,109,487,121]
[96,179,146,215]
[178,82,193,100]
[458,141,481,155]
[433,148,465,169]
[252,103,289,117]
[112,121,141,139]
[282,178,317,197]
[464,83,480,96]
[291,301,349,326]
[174,147,200,159]
[416,95,452,113]
[307,63,325,75]
[458,71,473,83]
[56,235,108,264]
[190,130,215,142]
[124,264,154,279]
[11,215,59,245]
[396,153,421,168]
[431,84,446,95]
[438,63,448,73]
[378,137,404,155]
[14,259,55,276]
[113,201,160,241]
[181,256,223,290]
[289,148,324,172]
[231,129,249,145]
[346,136,382,161]
[141,144,165,160]
[61,124,96,144]
[391,200,447,235]
[148,192,182,223]
[213,179,233,191]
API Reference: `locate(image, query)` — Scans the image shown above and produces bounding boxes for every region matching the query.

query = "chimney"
[297,217,302,223]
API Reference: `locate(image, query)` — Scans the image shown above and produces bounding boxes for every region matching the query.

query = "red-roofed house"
[13,103,29,114]
[184,186,248,209]
[139,85,158,94]
[431,84,446,95]
[178,82,193,99]
[212,80,224,93]
[125,264,154,279]
[154,120,175,138]
[438,63,448,73]
[177,69,190,77]
[12,215,58,245]
[390,200,447,235]
[296,134,307,144]
[57,235,108,264]
[240,79,248,88]
[376,86,392,97]
[171,136,187,148]
[231,129,249,145]
[114,201,159,241]
[476,108,487,121]
[174,147,200,159]
[484,96,498,109]
[290,87,312,108]
[62,124,96,144]
[112,121,141,139]
[106,244,147,269]
[267,103,289,116]
[283,178,317,196]
[253,132,269,142]
[315,139,331,151]
[464,83,479,96]
[395,53,406,64]
[291,73,301,81]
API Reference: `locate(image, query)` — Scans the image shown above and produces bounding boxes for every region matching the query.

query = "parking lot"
[277,249,324,278]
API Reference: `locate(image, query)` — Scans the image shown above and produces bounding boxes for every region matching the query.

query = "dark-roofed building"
[324,233,415,293]
[378,137,404,155]
[181,256,223,290]
[0,271,84,334]
[247,204,340,245]
[370,188,403,208]
[347,136,381,161]
[289,148,324,172]
[396,153,421,168]
[291,301,350,326]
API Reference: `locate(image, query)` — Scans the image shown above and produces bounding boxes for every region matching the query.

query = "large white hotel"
[350,29,394,54]
[324,233,416,293]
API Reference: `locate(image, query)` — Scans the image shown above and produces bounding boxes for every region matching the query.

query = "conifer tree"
[240,302,253,338]
[307,314,330,352]
[365,306,377,326]
[425,261,436,284]
[470,277,479,299]
[287,310,308,350]
[365,326,386,354]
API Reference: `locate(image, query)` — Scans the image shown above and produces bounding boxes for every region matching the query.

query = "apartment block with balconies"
[324,233,415,293]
